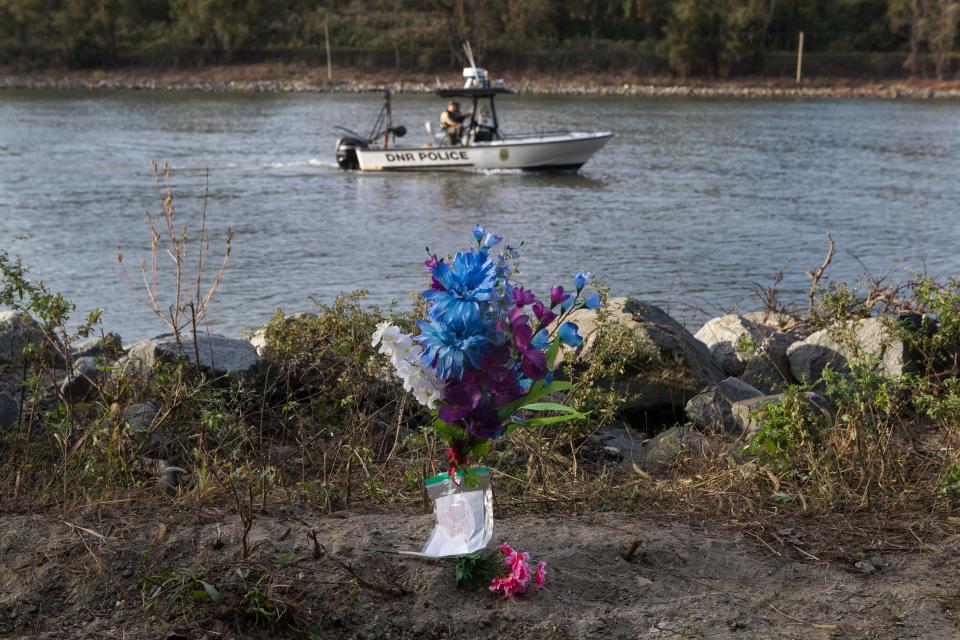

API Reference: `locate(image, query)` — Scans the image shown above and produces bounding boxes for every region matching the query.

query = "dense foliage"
[1,0,958,77]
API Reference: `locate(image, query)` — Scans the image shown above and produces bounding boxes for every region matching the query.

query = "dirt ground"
[1,504,958,640]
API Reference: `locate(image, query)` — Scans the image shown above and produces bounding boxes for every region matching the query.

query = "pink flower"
[489,575,523,597]
[535,561,547,588]
[489,544,544,598]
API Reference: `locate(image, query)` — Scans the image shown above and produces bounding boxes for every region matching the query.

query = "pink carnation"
[535,561,547,588]
[488,544,545,598]
[488,574,525,597]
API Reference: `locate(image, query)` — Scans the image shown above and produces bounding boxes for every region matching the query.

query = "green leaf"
[454,552,483,591]
[432,419,466,444]
[466,439,491,460]
[546,335,562,369]
[200,581,221,602]
[497,380,574,420]
[518,402,580,413]
[514,413,588,428]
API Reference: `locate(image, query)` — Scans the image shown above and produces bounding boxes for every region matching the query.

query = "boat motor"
[335,132,367,170]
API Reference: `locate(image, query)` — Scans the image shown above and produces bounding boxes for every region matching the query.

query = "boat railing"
[497,131,588,140]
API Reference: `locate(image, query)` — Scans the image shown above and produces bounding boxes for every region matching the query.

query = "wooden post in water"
[796,31,804,83]
[324,18,333,81]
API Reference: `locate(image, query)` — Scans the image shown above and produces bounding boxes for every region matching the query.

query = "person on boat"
[440,101,472,145]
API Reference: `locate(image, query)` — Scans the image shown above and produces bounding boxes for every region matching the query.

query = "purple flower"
[508,307,548,381]
[463,405,504,440]
[550,286,570,308]
[439,376,482,422]
[425,256,445,291]
[531,301,556,327]
[512,286,536,307]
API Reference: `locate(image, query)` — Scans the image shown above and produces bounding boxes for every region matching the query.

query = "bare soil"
[1,504,958,639]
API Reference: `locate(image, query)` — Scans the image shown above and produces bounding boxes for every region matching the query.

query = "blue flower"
[472,224,485,242]
[558,322,583,348]
[424,249,498,331]
[532,328,550,351]
[560,296,576,312]
[575,271,591,291]
[584,293,601,309]
[415,319,488,380]
[483,233,502,248]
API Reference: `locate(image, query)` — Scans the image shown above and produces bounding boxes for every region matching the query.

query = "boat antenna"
[463,41,477,69]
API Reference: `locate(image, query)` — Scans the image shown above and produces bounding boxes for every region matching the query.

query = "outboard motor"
[335,134,367,170]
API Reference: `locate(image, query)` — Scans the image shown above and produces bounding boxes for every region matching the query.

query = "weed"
[117,161,232,350]
[142,567,220,615]
[939,460,960,504]
[743,386,828,475]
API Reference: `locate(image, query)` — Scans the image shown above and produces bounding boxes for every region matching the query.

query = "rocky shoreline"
[0,296,928,474]
[3,68,960,99]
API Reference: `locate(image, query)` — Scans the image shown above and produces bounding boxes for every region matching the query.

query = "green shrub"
[743,386,829,474]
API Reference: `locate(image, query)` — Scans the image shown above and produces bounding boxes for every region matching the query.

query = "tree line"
[1,0,958,78]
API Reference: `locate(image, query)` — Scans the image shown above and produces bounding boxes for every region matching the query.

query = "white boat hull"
[354,132,613,172]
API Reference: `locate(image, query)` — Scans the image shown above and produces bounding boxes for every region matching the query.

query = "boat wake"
[263,158,336,170]
[474,168,528,176]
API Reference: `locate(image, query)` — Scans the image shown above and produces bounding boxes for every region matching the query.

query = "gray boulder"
[684,377,764,435]
[694,314,773,376]
[565,298,724,421]
[60,357,103,402]
[72,332,123,360]
[124,402,158,434]
[730,392,834,443]
[623,300,725,386]
[0,392,19,433]
[786,317,910,383]
[740,331,798,393]
[590,423,647,471]
[121,333,260,379]
[743,310,798,332]
[639,425,707,471]
[124,402,165,451]
[0,311,46,363]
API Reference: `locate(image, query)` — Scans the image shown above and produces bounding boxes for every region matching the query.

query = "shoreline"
[3,65,960,98]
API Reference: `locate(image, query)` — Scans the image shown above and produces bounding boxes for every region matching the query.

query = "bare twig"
[806,232,835,322]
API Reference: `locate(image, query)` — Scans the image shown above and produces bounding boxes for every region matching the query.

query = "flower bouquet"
[373,225,600,560]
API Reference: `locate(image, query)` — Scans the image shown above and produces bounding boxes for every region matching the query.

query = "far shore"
[3,64,960,99]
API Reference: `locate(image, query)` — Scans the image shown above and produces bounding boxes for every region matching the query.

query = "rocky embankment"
[2,69,960,99]
[0,296,927,482]
[563,298,926,472]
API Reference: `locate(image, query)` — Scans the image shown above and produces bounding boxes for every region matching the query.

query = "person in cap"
[440,101,472,146]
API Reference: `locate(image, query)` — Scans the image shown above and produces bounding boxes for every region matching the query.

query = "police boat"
[334,67,613,173]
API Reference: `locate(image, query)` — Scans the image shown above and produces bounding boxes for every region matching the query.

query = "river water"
[0,90,958,341]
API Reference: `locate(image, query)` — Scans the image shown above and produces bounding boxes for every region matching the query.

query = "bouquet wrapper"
[421,467,493,557]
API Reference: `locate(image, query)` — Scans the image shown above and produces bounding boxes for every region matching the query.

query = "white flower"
[371,321,391,348]
[371,322,442,409]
